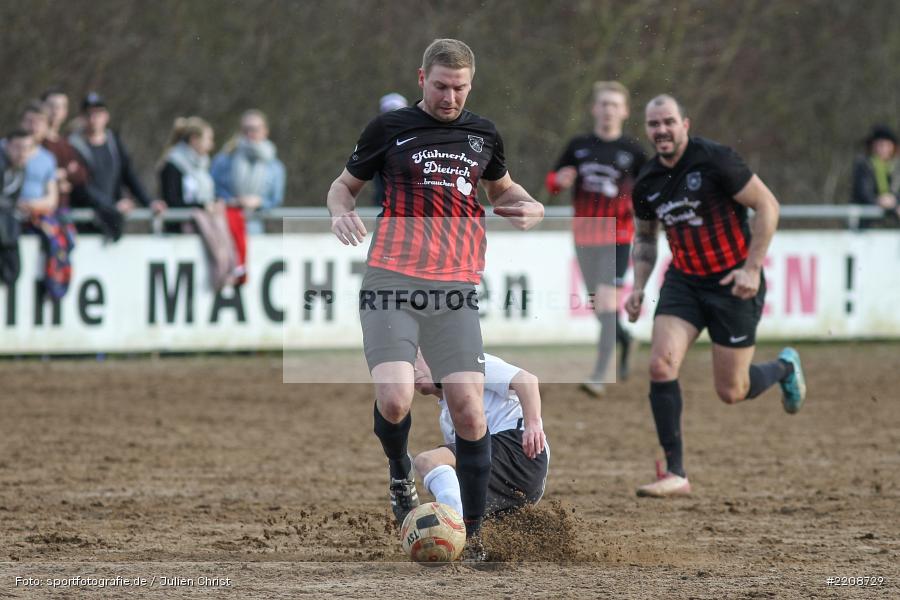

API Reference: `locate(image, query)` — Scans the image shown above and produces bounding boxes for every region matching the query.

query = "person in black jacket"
[159,117,216,214]
[69,92,166,239]
[852,125,900,227]
[159,117,235,290]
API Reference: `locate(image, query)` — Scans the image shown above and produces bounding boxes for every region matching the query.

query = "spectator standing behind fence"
[0,131,31,286]
[0,128,76,299]
[17,105,59,217]
[42,88,70,141]
[211,109,285,285]
[20,101,80,297]
[371,93,409,206]
[852,125,900,227]
[159,117,236,290]
[39,89,87,212]
[69,92,166,240]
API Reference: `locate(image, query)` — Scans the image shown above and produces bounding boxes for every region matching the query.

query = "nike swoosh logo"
[396,137,416,146]
[729,335,748,343]
[476,356,486,364]
[648,192,661,201]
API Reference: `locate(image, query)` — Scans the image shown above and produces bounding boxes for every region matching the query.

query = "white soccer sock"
[422,464,463,517]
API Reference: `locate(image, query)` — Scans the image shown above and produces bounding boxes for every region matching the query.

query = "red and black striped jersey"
[553,134,646,246]
[345,104,507,283]
[633,137,754,277]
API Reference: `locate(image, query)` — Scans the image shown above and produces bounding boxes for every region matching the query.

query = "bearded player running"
[626,95,806,497]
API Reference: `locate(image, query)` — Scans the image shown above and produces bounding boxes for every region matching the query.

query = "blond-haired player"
[326,39,543,556]
[547,81,647,395]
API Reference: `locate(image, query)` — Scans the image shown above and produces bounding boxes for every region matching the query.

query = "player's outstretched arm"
[720,175,780,299]
[545,166,577,194]
[509,370,545,459]
[482,173,545,231]
[626,217,659,323]
[326,169,368,246]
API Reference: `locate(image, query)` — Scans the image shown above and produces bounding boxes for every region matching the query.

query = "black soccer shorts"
[655,265,766,348]
[576,243,631,291]
[446,424,549,516]
[359,267,485,382]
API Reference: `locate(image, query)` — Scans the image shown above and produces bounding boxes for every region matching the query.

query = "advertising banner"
[1,231,897,354]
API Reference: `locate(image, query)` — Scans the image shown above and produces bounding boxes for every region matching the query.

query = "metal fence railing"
[63,203,887,232]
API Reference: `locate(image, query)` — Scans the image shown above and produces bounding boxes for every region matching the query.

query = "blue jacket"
[210,150,285,210]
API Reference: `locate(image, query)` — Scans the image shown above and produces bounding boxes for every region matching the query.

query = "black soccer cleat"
[389,455,419,525]
[460,535,487,563]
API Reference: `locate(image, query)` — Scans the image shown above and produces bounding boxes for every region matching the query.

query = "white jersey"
[437,354,524,445]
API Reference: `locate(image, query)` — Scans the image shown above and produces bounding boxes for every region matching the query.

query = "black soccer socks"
[455,431,492,538]
[616,316,633,379]
[592,311,618,380]
[649,379,685,477]
[746,359,794,399]
[615,316,631,346]
[373,402,412,480]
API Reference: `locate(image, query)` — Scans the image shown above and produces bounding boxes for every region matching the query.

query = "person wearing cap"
[370,93,409,206]
[852,124,900,226]
[379,93,408,114]
[69,92,166,239]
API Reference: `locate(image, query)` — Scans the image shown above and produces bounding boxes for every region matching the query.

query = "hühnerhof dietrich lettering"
[0,259,530,327]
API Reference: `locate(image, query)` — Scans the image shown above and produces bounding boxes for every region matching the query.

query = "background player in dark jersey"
[625,95,806,498]
[546,81,646,396]
[326,39,543,556]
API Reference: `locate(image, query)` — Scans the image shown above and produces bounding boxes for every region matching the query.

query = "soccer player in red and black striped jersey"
[626,95,807,498]
[326,39,543,557]
[546,81,646,394]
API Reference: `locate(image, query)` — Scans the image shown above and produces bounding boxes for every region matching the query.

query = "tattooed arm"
[719,174,780,299]
[625,217,659,322]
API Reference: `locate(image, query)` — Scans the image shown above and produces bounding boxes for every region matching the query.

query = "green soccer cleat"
[778,347,806,414]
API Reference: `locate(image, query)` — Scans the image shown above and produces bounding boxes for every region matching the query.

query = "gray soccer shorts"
[359,267,485,382]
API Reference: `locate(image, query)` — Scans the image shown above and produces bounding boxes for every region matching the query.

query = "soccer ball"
[399,502,466,563]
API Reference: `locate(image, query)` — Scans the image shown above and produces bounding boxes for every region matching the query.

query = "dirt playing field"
[0,343,897,598]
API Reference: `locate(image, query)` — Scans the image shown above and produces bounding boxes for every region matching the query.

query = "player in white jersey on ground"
[412,352,549,522]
